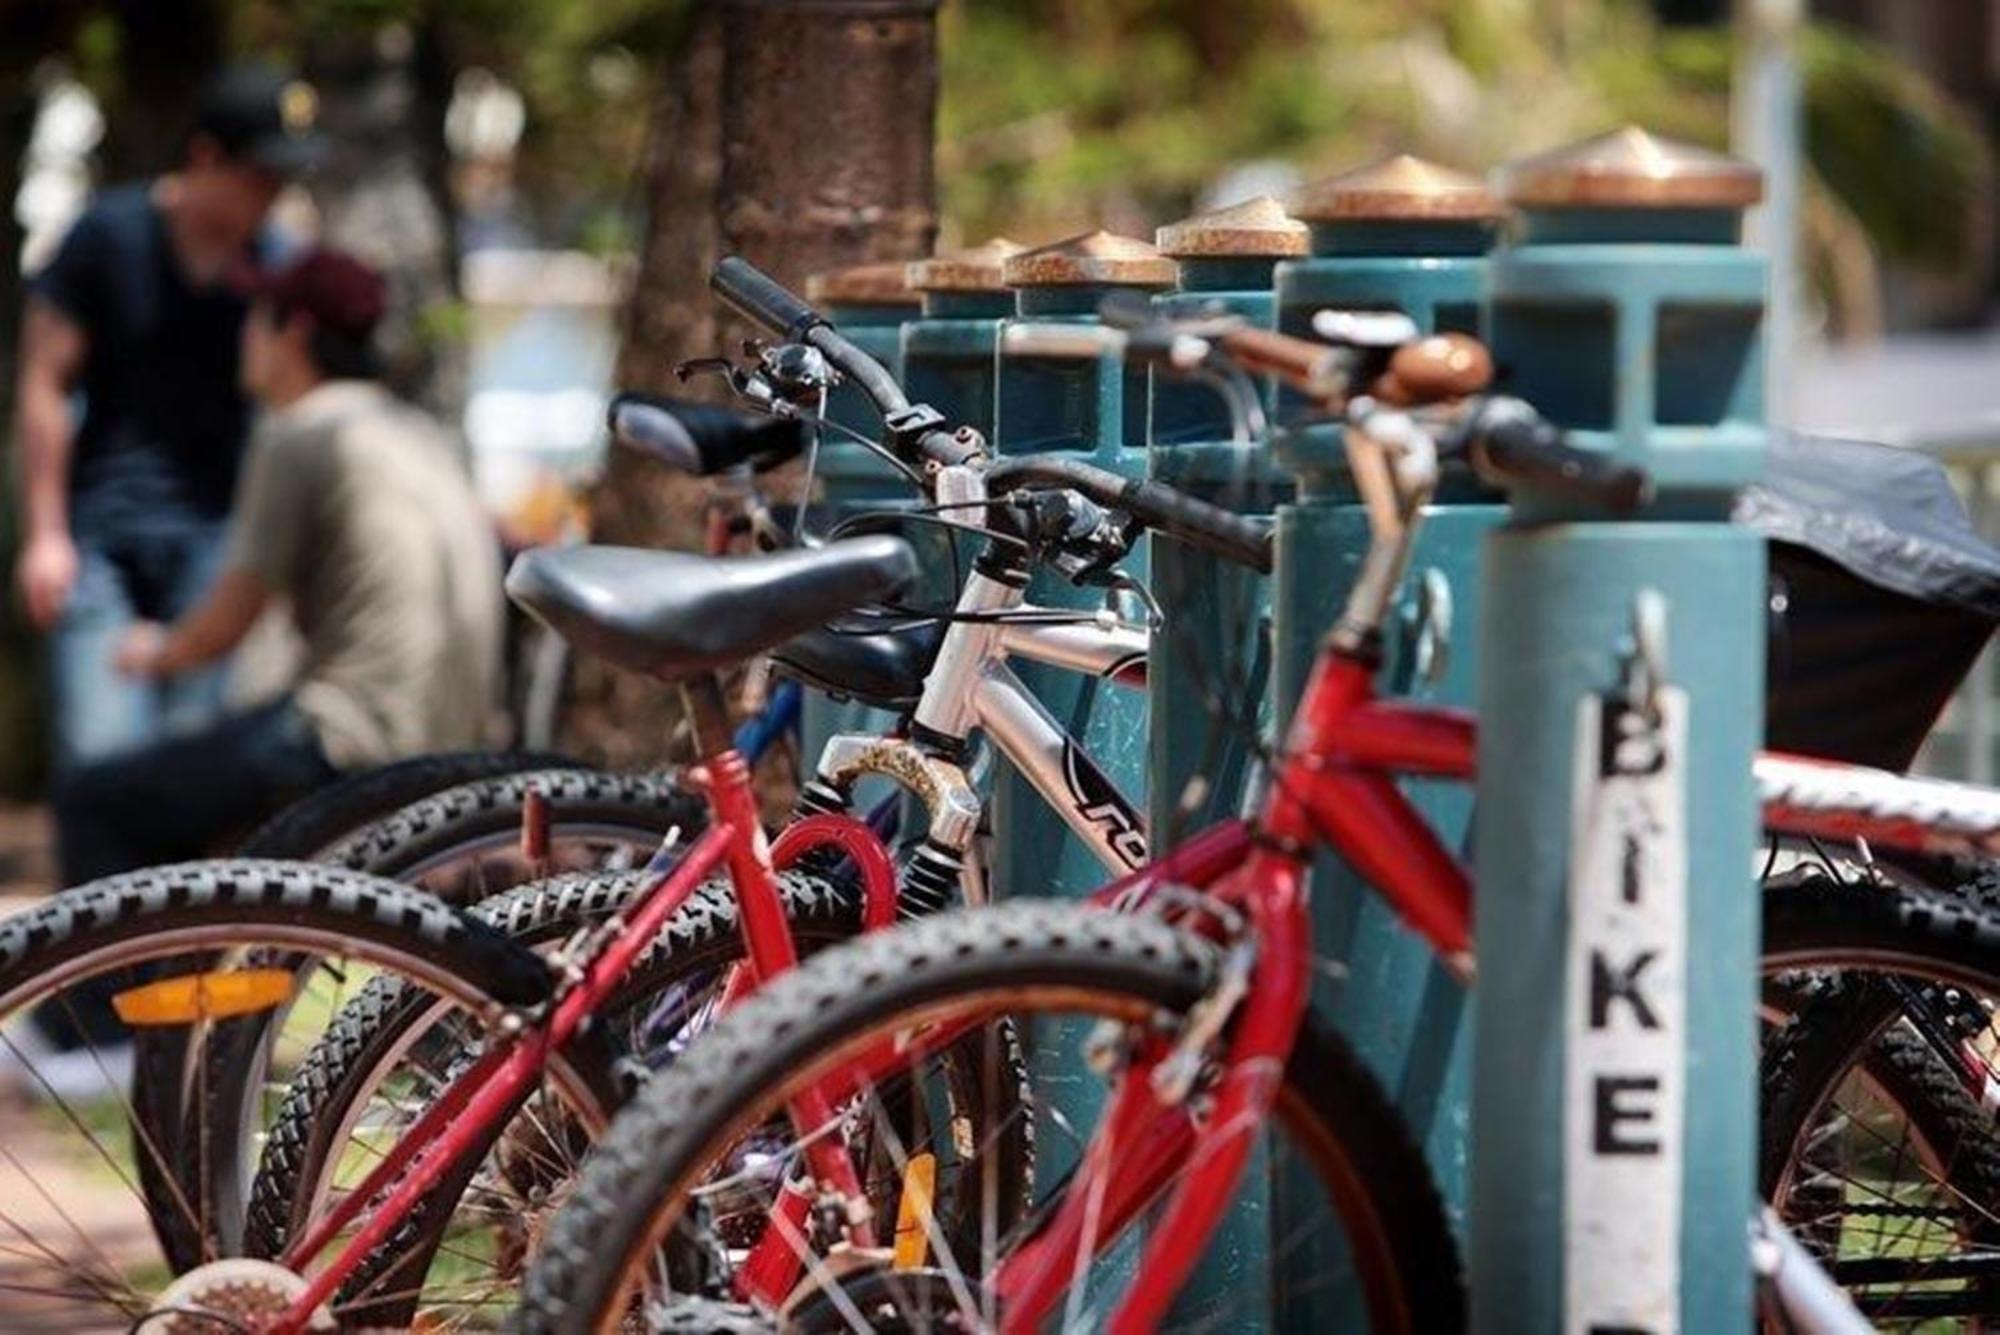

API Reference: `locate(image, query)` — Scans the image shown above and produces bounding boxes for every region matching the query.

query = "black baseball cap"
[192,64,328,178]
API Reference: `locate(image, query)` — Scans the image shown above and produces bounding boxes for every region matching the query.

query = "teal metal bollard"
[798,261,921,766]
[990,231,1177,909]
[1148,197,1307,846]
[1266,163,1504,1314]
[991,232,1176,1200]
[1472,128,1766,1332]
[1147,198,1307,1330]
[901,238,1023,441]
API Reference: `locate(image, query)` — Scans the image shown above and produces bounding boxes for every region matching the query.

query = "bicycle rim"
[0,902,559,1328]
[546,940,1446,1334]
[1762,938,2000,1327]
[251,869,871,1328]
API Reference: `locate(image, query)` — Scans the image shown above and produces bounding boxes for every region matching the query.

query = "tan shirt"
[227,380,503,768]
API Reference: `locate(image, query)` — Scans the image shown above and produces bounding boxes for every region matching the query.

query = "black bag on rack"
[1738,429,2000,772]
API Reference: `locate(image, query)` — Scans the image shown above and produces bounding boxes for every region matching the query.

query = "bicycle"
[4,260,1985,1331]
[264,265,2000,1329]
[121,403,830,1275]
[512,268,2000,1332]
[0,255,1218,1329]
[223,291,1242,1326]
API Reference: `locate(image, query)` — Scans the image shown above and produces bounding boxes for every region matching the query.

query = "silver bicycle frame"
[809,461,1151,886]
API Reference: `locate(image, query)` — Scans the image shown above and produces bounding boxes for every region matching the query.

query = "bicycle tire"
[1757,889,2000,1329]
[0,859,550,1320]
[244,866,852,1260]
[315,766,702,883]
[134,750,580,1240]
[1763,972,2000,1208]
[518,899,1462,1335]
[1760,871,2000,984]
[137,766,696,1268]
[234,749,585,860]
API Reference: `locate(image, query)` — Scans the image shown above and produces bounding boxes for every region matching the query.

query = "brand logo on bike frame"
[1063,741,1147,869]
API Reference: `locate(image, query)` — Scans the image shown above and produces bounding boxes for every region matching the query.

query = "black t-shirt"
[30,182,274,534]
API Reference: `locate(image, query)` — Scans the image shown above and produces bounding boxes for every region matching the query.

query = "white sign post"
[1564,682,1689,1335]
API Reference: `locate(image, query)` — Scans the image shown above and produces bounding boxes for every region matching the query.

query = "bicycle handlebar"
[606,393,807,475]
[711,256,826,342]
[1446,397,1652,514]
[710,257,954,467]
[998,323,1126,361]
[1214,327,1345,397]
[987,455,1273,574]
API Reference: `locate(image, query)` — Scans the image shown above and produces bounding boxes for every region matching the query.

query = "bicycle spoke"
[861,1069,983,1326]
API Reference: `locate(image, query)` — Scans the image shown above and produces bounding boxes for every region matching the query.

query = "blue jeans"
[48,522,231,774]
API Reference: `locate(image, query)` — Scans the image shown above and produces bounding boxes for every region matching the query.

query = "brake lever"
[674,355,739,384]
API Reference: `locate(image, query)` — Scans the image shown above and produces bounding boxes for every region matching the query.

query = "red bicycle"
[511,275,2000,1333]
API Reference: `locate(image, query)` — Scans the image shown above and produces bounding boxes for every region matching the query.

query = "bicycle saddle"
[507,537,916,681]
[773,620,943,710]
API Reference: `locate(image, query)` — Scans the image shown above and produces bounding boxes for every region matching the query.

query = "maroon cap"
[255,248,388,340]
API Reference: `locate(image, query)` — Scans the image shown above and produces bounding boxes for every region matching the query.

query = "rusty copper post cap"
[1155,196,1309,259]
[804,260,921,307]
[1293,154,1501,223]
[1001,230,1179,289]
[908,238,1026,292]
[1500,126,1764,210]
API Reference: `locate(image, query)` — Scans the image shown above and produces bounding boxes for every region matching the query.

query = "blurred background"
[1,0,1995,811]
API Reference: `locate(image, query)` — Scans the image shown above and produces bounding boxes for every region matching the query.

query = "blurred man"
[14,65,322,773]
[54,248,503,887]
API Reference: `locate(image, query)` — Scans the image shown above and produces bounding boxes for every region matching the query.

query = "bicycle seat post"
[680,673,739,766]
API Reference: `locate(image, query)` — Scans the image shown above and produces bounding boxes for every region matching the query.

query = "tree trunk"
[565,0,938,768]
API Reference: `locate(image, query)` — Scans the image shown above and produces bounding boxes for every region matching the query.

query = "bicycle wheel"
[135,750,582,1237]
[234,749,585,861]
[0,859,550,1330]
[137,766,696,1270]
[314,766,702,896]
[249,867,1022,1328]
[1758,879,2000,1329]
[518,900,1461,1334]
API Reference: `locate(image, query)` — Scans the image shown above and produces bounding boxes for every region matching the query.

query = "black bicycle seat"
[774,621,943,710]
[507,537,916,681]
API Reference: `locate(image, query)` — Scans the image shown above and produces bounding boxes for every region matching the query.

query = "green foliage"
[936,0,1990,295]
[1798,23,1988,268]
[222,0,683,249]
[27,1,1997,299]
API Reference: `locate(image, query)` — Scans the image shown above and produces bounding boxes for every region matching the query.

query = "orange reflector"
[112,969,294,1026]
[892,1151,937,1270]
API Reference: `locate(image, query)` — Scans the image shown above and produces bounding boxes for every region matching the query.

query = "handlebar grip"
[1118,476,1274,573]
[1463,400,1652,515]
[1216,327,1343,398]
[987,457,1272,573]
[607,393,806,475]
[710,257,826,341]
